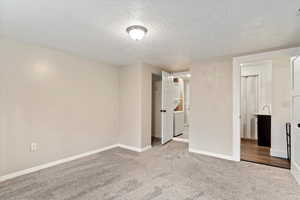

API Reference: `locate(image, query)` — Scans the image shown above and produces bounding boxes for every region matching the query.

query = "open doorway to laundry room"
[151,71,191,147]
[172,71,190,143]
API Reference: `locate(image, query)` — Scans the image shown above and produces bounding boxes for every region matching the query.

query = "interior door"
[292,57,300,178]
[161,71,176,144]
[293,56,300,94]
[293,97,300,166]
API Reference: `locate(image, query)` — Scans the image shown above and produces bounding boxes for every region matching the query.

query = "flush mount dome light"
[126,25,148,41]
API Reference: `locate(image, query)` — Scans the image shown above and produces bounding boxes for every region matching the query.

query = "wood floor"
[241,139,290,169]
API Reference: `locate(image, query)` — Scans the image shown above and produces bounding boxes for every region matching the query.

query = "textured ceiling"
[1,0,300,70]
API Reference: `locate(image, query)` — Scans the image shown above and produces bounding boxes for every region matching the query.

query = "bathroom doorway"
[239,61,290,168]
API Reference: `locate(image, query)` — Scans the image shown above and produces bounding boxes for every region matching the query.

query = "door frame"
[232,47,300,162]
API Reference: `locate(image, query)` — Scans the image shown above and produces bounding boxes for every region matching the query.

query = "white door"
[293,57,300,94]
[241,76,259,139]
[293,97,300,166]
[161,71,176,144]
[292,57,300,180]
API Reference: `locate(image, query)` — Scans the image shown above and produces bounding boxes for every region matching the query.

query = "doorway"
[172,72,190,142]
[236,60,290,169]
[233,48,300,182]
[151,71,190,146]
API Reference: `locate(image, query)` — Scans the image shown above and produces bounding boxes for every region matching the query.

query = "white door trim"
[232,47,300,162]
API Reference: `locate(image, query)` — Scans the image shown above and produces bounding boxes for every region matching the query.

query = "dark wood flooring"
[241,139,290,169]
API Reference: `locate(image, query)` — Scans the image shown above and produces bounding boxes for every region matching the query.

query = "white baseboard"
[118,144,152,152]
[172,137,189,143]
[118,144,141,152]
[291,161,300,184]
[189,148,235,161]
[0,144,119,183]
[0,143,153,183]
[270,148,288,159]
[141,145,152,152]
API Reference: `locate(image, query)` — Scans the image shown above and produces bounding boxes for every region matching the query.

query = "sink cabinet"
[257,115,271,147]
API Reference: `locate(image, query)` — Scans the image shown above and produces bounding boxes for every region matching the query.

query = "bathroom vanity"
[254,113,271,147]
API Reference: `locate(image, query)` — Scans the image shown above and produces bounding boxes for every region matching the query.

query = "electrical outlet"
[30,143,38,152]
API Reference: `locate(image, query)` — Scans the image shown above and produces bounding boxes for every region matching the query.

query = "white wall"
[2,37,296,180]
[119,64,143,149]
[271,56,291,158]
[189,58,233,158]
[118,63,161,149]
[0,38,120,176]
[141,64,162,148]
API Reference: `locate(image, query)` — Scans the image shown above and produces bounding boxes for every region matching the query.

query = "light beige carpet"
[0,141,299,200]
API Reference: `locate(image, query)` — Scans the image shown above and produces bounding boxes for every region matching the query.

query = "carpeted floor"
[0,141,299,200]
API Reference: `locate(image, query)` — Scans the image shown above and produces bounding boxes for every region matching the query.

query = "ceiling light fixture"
[126,25,148,41]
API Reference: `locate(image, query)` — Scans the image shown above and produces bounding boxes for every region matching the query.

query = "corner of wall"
[117,67,122,145]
